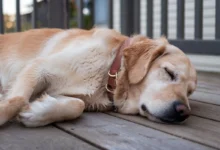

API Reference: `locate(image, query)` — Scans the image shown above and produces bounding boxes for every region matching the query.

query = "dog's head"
[115,35,197,123]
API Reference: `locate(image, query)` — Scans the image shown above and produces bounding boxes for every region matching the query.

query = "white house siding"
[113,0,215,39]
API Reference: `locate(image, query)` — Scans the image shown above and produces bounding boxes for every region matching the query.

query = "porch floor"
[0,72,220,150]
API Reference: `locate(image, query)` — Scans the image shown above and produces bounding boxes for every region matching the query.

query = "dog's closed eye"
[164,67,176,81]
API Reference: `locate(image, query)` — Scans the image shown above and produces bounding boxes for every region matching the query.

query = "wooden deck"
[0,72,220,150]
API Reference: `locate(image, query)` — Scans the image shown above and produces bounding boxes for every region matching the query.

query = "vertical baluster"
[48,0,68,29]
[77,0,84,28]
[216,0,220,39]
[90,0,95,27]
[161,0,168,37]
[16,0,21,31]
[134,0,140,33]
[32,0,37,28]
[147,0,153,38]
[177,0,185,39]
[0,0,4,33]
[120,0,134,36]
[108,0,113,29]
[195,0,203,39]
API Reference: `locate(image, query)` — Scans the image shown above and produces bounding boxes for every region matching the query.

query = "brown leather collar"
[106,38,130,111]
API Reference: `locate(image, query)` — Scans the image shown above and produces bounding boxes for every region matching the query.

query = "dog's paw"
[17,99,55,127]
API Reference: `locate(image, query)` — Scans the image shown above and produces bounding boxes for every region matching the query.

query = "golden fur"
[0,28,197,127]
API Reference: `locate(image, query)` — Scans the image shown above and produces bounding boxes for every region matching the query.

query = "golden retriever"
[0,28,197,127]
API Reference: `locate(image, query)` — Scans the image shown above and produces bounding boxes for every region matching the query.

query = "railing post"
[90,0,95,27]
[147,0,153,38]
[108,0,113,29]
[195,0,203,39]
[77,0,84,28]
[177,0,185,39]
[48,0,68,29]
[32,0,37,29]
[161,0,168,37]
[16,0,21,31]
[216,0,220,39]
[121,0,134,36]
[134,0,140,34]
[0,0,4,34]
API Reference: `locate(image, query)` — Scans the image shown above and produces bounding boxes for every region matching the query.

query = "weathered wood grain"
[107,113,220,149]
[0,122,99,150]
[190,100,220,121]
[190,91,220,105]
[196,72,220,95]
[189,72,220,105]
[56,113,214,150]
[196,83,220,95]
[197,72,220,85]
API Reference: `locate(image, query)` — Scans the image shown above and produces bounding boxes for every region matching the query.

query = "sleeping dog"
[0,28,197,127]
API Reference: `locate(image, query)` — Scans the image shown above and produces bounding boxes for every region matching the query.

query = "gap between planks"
[54,124,106,150]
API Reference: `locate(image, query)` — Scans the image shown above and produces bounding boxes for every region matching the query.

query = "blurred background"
[0,0,217,39]
[0,0,220,72]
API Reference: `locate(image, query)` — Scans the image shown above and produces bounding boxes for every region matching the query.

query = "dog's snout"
[173,101,190,122]
[158,101,190,123]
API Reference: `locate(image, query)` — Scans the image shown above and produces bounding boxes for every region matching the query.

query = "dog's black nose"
[173,101,190,122]
[159,101,190,123]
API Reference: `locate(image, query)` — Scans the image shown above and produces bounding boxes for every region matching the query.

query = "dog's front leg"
[0,59,46,126]
[18,94,85,127]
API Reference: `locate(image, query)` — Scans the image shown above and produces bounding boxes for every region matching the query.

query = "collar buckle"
[108,71,118,79]
[105,84,114,94]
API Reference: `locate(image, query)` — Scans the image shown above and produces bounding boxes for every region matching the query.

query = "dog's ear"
[124,40,165,84]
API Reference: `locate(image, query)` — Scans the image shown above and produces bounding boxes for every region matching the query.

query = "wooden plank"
[195,72,220,95]
[188,72,220,105]
[190,91,220,105]
[56,113,214,150]
[190,100,220,121]
[0,122,98,150]
[196,86,220,96]
[197,78,220,94]
[107,113,220,149]
[198,79,220,89]
[197,72,220,85]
